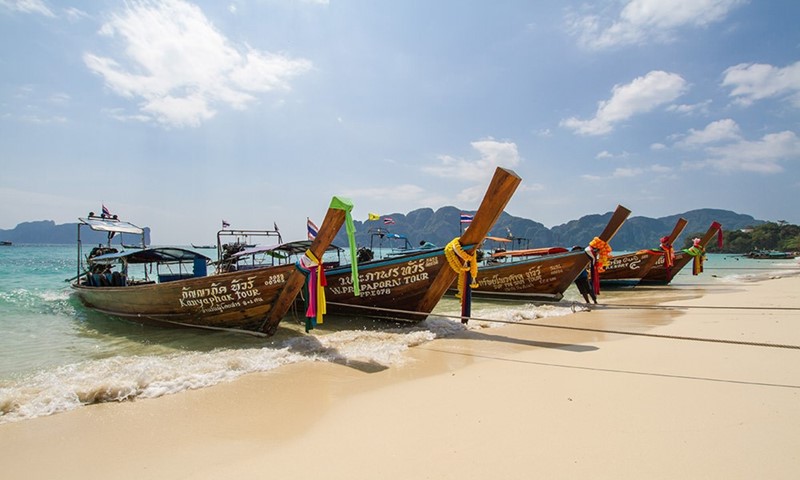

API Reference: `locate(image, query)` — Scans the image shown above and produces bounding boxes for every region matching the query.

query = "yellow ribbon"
[445,238,478,299]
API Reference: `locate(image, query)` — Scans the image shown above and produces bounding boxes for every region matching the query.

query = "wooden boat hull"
[322,166,523,322]
[72,265,296,331]
[324,249,450,321]
[462,250,590,301]
[637,252,692,285]
[72,197,352,335]
[598,251,660,286]
[449,204,632,302]
[640,221,722,285]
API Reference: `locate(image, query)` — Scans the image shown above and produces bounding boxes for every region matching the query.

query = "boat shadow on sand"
[439,324,599,353]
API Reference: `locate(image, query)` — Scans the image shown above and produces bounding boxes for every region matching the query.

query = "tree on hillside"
[683,221,800,253]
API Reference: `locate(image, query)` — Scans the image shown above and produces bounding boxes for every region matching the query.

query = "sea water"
[0,245,797,424]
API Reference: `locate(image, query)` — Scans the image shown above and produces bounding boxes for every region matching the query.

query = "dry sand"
[2,276,799,479]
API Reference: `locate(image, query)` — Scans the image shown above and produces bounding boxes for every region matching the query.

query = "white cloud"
[561,70,687,136]
[346,184,426,202]
[64,7,89,22]
[667,100,712,115]
[676,118,741,148]
[722,61,800,107]
[581,167,642,181]
[345,184,449,214]
[697,131,800,173]
[83,0,312,128]
[596,151,613,159]
[650,143,666,150]
[568,0,746,50]
[20,114,67,124]
[581,164,676,181]
[423,138,522,182]
[0,0,55,17]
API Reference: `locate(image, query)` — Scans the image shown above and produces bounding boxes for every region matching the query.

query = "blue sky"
[1,0,799,244]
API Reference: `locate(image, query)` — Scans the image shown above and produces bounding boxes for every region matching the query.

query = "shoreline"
[2,275,799,479]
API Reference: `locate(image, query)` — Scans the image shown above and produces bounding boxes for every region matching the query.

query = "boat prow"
[71,197,352,336]
[600,217,688,287]
[640,221,722,285]
[323,167,522,321]
[458,204,631,302]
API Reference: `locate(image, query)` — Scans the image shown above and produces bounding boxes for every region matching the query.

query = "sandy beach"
[2,274,799,479]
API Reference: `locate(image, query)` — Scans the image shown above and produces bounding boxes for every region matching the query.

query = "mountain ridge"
[1,208,761,251]
[0,220,152,247]
[343,207,759,251]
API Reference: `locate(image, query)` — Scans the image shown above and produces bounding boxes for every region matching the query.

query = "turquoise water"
[1,245,797,423]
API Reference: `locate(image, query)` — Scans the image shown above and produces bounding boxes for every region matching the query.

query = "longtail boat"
[71,197,352,335]
[639,221,723,285]
[323,167,522,321]
[456,204,631,301]
[599,217,688,287]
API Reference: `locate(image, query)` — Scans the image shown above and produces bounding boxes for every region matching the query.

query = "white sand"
[2,276,799,479]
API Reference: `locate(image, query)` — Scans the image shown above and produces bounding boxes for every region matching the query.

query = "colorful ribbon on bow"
[588,237,612,273]
[296,250,327,332]
[586,237,612,295]
[445,238,478,323]
[684,238,706,276]
[329,196,360,296]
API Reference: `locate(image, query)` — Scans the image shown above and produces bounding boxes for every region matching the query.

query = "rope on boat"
[583,303,800,311]
[87,306,271,337]
[324,301,800,351]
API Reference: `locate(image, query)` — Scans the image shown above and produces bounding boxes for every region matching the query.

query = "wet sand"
[2,276,799,479]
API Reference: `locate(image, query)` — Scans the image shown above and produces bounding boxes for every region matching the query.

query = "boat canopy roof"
[232,240,342,259]
[79,216,144,235]
[91,247,210,264]
[492,246,569,258]
[385,233,407,240]
[484,236,512,243]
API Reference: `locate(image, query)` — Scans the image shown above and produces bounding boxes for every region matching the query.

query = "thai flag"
[383,217,395,225]
[460,213,474,224]
[307,218,319,240]
[101,205,111,218]
[222,220,230,229]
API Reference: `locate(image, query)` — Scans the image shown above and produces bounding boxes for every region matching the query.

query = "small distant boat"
[599,217,688,287]
[0,241,11,246]
[70,197,352,336]
[639,221,723,285]
[191,243,217,249]
[746,250,796,259]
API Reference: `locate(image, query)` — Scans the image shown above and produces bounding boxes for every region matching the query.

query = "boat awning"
[485,236,512,243]
[233,240,342,259]
[492,247,569,258]
[232,244,283,258]
[91,247,210,264]
[79,217,144,235]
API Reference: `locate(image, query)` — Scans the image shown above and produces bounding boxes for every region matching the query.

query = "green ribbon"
[683,246,704,257]
[330,196,360,296]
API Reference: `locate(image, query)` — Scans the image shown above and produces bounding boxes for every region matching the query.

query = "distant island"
[0,220,151,247]
[3,208,796,253]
